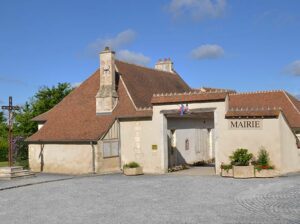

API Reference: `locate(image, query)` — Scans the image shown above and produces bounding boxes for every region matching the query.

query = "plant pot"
[233,165,254,178]
[255,169,278,178]
[221,168,233,177]
[123,167,143,176]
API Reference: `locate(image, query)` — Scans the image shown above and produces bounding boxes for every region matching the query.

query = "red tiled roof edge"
[151,91,229,104]
[227,90,300,128]
[225,109,281,118]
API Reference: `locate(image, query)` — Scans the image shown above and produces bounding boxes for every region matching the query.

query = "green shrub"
[123,161,140,169]
[0,140,8,162]
[254,148,274,171]
[256,148,269,166]
[229,148,253,166]
[220,164,232,171]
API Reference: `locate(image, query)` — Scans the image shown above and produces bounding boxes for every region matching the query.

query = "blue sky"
[0,0,300,106]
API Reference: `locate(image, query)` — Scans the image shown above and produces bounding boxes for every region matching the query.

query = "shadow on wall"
[38,144,44,172]
[168,135,187,168]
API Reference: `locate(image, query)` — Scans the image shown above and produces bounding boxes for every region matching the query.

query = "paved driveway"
[0,173,299,224]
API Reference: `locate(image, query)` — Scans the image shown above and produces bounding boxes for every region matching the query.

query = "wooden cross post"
[1,96,20,167]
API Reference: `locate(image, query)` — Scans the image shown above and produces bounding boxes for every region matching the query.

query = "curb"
[0,176,75,191]
[0,172,123,191]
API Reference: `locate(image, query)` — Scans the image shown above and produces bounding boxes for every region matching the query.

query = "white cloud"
[117,50,151,66]
[0,99,4,105]
[286,60,300,76]
[254,10,297,27]
[86,29,136,56]
[168,0,226,21]
[191,44,224,60]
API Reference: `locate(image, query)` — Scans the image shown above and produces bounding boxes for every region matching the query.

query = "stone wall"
[29,144,93,174]
[279,114,300,173]
[120,119,162,173]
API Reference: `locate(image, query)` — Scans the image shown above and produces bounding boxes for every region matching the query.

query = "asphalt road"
[0,173,299,224]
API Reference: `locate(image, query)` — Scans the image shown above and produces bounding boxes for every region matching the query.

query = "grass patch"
[0,161,8,167]
[0,160,29,168]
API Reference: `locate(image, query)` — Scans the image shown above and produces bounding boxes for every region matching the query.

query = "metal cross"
[1,96,20,167]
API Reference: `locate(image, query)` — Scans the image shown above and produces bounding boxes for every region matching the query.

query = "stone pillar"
[160,114,168,173]
[96,47,118,114]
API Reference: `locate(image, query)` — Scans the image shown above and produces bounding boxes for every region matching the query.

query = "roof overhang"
[25,139,98,144]
[225,109,281,119]
[151,92,228,105]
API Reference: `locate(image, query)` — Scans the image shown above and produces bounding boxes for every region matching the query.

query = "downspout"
[90,141,96,174]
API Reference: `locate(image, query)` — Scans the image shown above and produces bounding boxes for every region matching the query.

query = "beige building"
[27,48,300,175]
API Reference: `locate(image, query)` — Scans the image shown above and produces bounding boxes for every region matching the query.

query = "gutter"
[25,139,98,144]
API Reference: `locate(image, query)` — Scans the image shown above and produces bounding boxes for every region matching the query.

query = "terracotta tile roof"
[225,109,281,118]
[285,92,300,112]
[31,110,50,122]
[116,60,191,108]
[27,60,190,142]
[227,91,300,128]
[27,68,152,143]
[151,91,229,104]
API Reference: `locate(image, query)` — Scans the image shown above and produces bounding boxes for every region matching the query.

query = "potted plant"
[254,148,277,178]
[230,148,254,178]
[123,162,143,176]
[220,163,233,177]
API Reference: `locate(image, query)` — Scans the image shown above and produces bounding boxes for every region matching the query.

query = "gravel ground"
[0,173,299,224]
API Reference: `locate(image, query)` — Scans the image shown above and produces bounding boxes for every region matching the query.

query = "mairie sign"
[229,119,263,130]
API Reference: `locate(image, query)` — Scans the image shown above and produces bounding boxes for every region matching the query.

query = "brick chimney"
[155,58,174,73]
[96,47,118,114]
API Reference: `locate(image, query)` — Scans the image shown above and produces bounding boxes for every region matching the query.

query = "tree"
[32,82,73,117]
[13,82,73,163]
[14,83,73,137]
[0,112,8,161]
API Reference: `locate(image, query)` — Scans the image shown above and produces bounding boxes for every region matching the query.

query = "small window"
[103,140,119,158]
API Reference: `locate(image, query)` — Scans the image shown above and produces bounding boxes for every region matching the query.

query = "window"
[103,140,119,158]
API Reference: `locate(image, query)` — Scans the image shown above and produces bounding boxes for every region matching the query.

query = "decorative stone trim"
[228,107,282,112]
[229,90,284,96]
[152,89,231,98]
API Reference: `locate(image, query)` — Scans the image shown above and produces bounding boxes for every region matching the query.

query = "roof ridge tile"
[152,89,231,98]
[229,90,284,96]
[283,91,300,114]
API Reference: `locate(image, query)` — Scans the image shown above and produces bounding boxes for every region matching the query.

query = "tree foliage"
[14,83,73,137]
[0,112,8,161]
[7,82,74,163]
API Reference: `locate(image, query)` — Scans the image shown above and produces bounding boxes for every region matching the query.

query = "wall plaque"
[152,145,158,151]
[228,119,263,130]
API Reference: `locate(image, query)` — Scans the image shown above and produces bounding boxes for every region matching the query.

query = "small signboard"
[152,145,158,151]
[229,119,263,130]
